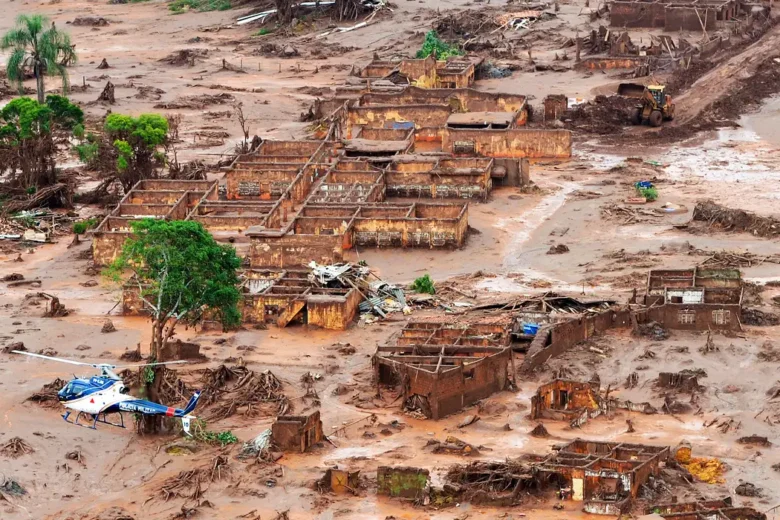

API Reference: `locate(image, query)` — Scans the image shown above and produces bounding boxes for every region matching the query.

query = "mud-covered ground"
[3,0,780,519]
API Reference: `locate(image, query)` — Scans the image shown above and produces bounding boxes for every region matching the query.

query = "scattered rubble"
[71,16,109,26]
[546,243,569,255]
[692,200,780,238]
[200,365,288,421]
[735,482,762,497]
[101,318,117,333]
[737,435,771,447]
[27,378,68,407]
[154,93,235,110]
[159,49,208,67]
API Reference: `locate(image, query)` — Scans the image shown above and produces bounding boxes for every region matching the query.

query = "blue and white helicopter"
[13,350,201,435]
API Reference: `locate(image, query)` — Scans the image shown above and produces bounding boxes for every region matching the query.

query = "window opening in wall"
[678,310,695,325]
[712,309,730,325]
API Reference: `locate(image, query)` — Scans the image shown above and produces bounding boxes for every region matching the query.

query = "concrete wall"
[346,105,453,137]
[360,87,527,114]
[664,7,718,31]
[610,2,666,27]
[576,57,648,70]
[272,411,323,452]
[443,128,572,159]
[306,289,362,330]
[522,310,633,371]
[92,230,131,266]
[249,233,345,268]
[385,347,512,419]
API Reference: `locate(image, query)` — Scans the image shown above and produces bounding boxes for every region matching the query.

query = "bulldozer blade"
[617,83,646,98]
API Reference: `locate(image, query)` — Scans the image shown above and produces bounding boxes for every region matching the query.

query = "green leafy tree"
[1,15,76,104]
[104,113,169,191]
[0,95,83,188]
[106,219,241,432]
[415,31,463,60]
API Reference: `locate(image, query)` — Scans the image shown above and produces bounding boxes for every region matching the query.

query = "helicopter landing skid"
[63,410,126,430]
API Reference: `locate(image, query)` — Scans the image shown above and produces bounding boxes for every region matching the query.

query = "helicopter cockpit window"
[62,382,87,397]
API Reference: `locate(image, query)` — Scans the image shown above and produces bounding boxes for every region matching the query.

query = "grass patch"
[169,0,231,13]
[635,184,658,201]
[195,429,238,446]
[412,274,436,294]
[73,218,98,235]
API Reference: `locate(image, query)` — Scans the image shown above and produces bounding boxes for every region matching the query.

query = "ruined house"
[530,377,656,428]
[609,0,752,32]
[271,411,324,452]
[122,268,364,330]
[648,498,766,520]
[375,317,514,419]
[538,439,670,514]
[643,268,743,331]
[530,379,602,423]
[356,56,478,89]
[91,179,218,266]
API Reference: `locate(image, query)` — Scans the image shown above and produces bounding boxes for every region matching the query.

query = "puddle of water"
[664,126,773,183]
[323,444,397,462]
[741,95,780,147]
[574,148,629,170]
[498,182,579,272]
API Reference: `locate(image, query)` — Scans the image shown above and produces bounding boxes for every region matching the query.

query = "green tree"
[104,113,169,191]
[0,95,82,188]
[1,15,76,104]
[106,219,241,432]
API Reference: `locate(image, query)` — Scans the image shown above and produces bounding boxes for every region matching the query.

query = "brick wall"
[443,128,572,159]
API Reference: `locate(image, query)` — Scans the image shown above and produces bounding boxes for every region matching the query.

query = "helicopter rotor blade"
[12,350,97,367]
[112,360,190,369]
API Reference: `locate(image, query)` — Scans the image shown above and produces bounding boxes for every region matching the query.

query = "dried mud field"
[2,0,780,519]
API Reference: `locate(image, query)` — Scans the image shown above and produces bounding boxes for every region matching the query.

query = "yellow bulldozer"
[618,83,675,127]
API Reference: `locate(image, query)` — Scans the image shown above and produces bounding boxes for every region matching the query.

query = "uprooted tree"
[0,95,83,189]
[2,14,76,104]
[106,219,242,433]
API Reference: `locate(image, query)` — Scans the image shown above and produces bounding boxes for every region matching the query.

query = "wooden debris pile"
[693,200,780,238]
[201,365,289,421]
[160,469,208,502]
[27,378,68,407]
[601,202,663,224]
[445,460,540,505]
[159,49,208,67]
[691,249,780,268]
[154,93,235,110]
[0,437,34,458]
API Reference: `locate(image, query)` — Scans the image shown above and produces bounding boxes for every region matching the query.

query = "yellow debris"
[683,457,725,484]
[675,445,692,464]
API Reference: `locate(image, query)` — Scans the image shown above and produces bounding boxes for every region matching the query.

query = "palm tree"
[1,14,76,104]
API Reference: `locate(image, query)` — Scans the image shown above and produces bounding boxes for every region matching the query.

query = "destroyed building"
[648,498,766,520]
[271,411,324,452]
[643,268,743,331]
[530,379,602,422]
[531,377,657,428]
[91,179,218,265]
[538,439,670,514]
[374,317,515,419]
[609,0,757,32]
[354,55,478,89]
